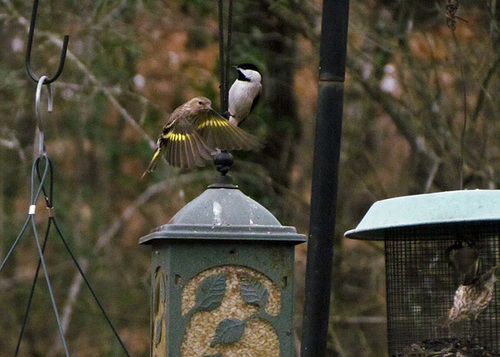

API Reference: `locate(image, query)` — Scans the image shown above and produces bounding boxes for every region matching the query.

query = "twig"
[3,4,159,154]
[0,135,26,161]
[46,171,213,347]
[471,41,500,123]
[424,156,441,193]
[94,180,170,251]
[2,4,157,150]
[59,43,156,150]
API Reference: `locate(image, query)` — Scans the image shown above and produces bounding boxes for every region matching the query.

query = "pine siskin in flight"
[228,63,262,126]
[144,96,261,174]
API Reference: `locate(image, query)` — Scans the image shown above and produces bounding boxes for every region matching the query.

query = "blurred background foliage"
[0,0,499,356]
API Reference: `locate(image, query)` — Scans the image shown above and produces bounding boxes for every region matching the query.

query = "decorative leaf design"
[240,278,268,308]
[195,273,227,311]
[210,318,247,347]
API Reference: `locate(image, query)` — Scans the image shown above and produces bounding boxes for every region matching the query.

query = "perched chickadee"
[143,96,261,174]
[228,63,262,126]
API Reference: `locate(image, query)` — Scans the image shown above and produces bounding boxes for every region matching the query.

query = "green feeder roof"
[140,186,306,244]
[345,190,500,240]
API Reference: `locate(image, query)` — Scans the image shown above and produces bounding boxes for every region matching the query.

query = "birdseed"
[181,265,281,356]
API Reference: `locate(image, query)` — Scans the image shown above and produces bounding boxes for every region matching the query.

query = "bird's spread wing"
[159,118,213,169]
[196,109,262,151]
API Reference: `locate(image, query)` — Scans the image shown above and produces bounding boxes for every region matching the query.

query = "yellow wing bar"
[197,118,227,130]
[164,132,188,141]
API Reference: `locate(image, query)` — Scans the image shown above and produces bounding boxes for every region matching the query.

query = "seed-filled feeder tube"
[140,180,305,357]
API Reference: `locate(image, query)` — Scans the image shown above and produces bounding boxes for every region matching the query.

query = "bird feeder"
[140,175,305,357]
[345,190,500,357]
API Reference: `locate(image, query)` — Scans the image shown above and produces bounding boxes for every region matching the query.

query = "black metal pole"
[300,0,349,356]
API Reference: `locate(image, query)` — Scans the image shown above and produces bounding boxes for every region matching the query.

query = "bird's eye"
[198,101,203,105]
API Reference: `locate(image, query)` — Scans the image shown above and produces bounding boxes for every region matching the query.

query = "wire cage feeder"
[345,190,500,356]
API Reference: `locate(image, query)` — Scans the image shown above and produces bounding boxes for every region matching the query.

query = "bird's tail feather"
[142,147,161,178]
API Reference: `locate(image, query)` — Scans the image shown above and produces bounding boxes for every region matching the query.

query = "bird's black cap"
[236,63,260,72]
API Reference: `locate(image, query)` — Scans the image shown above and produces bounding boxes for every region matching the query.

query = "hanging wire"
[445,0,469,190]
[15,211,51,355]
[215,0,235,172]
[0,83,131,356]
[226,0,234,109]
[0,143,71,356]
[218,0,234,117]
[0,76,51,270]
[25,0,69,84]
[29,156,71,357]
[219,0,225,113]
[10,149,130,356]
[0,1,130,354]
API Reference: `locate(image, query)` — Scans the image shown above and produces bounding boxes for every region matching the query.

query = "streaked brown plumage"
[444,266,499,327]
[143,96,261,174]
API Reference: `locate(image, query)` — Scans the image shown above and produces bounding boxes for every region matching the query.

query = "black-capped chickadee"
[143,96,261,174]
[228,63,262,126]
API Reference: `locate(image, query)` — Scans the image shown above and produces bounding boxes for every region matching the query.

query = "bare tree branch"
[471,40,500,123]
[2,5,157,150]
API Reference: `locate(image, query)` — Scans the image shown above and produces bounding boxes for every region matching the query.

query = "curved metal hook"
[25,0,69,84]
[35,76,53,155]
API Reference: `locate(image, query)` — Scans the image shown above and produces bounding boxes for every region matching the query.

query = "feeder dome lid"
[345,189,500,240]
[140,186,306,244]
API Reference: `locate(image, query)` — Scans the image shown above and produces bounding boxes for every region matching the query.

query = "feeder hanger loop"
[35,75,53,156]
[25,0,69,84]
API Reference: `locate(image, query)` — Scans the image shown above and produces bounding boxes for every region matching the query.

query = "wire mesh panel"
[385,226,500,356]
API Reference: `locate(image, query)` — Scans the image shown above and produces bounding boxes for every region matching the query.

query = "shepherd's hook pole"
[301,0,350,356]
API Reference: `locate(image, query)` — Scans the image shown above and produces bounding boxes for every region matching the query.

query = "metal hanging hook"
[25,0,69,84]
[35,75,53,156]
